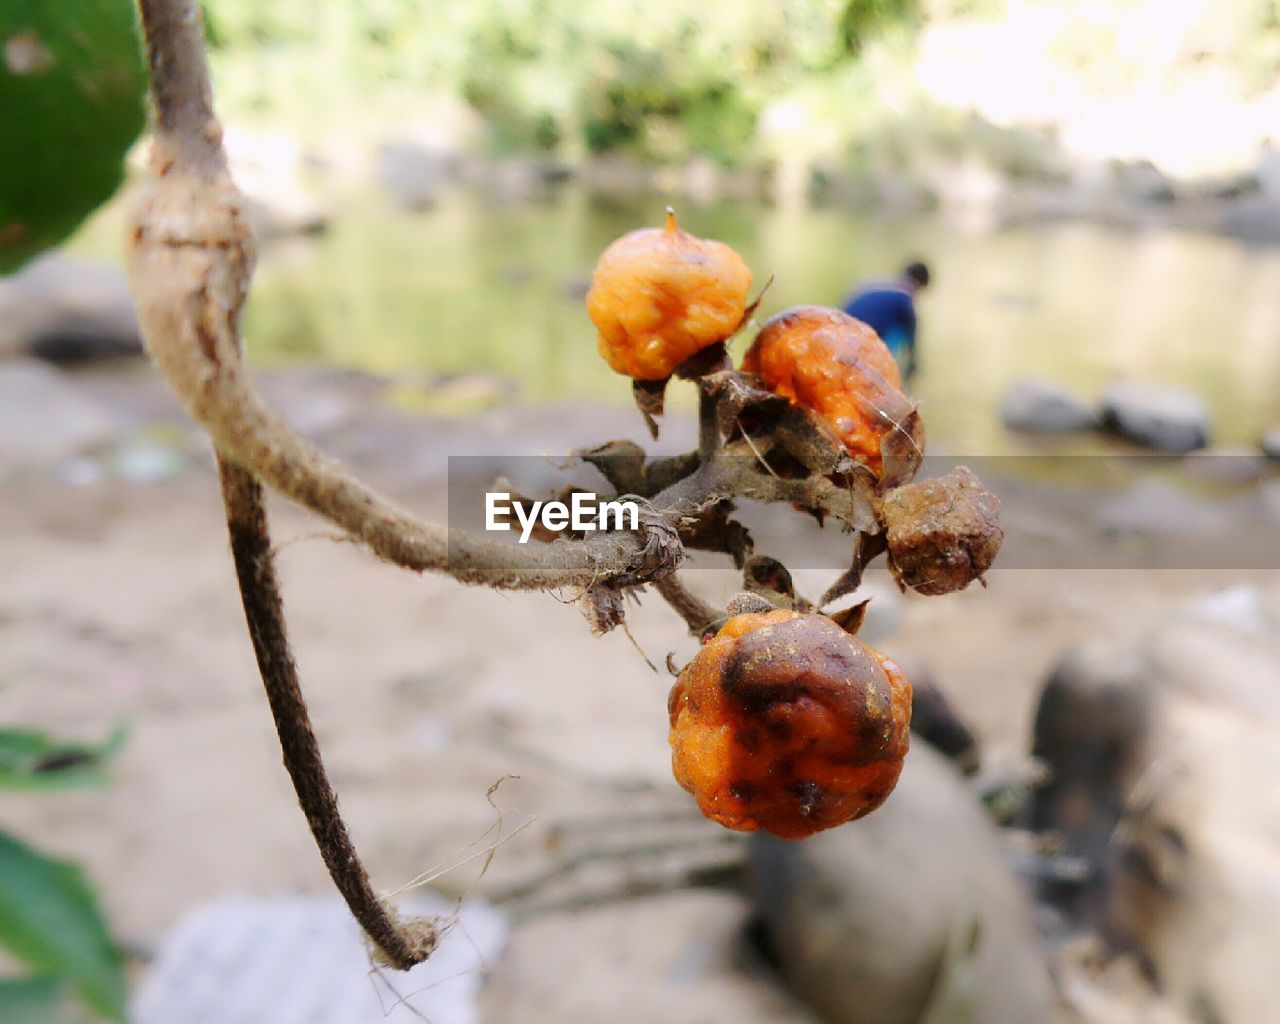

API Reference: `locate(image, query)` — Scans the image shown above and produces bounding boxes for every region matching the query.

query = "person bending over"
[842,260,930,380]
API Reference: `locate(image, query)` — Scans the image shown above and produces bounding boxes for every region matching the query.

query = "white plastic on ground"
[131,895,507,1024]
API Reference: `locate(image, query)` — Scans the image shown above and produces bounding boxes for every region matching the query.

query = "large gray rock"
[0,360,117,469]
[1262,426,1280,461]
[1099,380,1209,452]
[1029,618,1280,1024]
[1000,376,1099,432]
[750,743,1054,1024]
[0,254,142,364]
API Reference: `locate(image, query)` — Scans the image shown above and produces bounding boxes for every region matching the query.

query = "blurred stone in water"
[749,743,1054,1024]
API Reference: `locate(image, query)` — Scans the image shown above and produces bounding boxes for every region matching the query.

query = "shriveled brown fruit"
[668,609,912,840]
[587,209,752,381]
[742,305,924,476]
[880,466,1003,595]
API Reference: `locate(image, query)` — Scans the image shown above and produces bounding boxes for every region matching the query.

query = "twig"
[653,573,723,635]
[219,457,437,968]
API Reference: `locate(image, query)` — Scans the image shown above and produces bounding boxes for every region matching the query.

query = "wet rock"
[1026,639,1156,923]
[1028,623,1280,1023]
[376,141,455,212]
[0,360,118,468]
[1000,376,1099,432]
[0,254,142,364]
[1099,380,1209,452]
[750,743,1054,1024]
[1262,426,1280,460]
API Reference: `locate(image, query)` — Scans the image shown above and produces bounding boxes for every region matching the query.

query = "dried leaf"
[828,598,871,636]
[632,378,669,440]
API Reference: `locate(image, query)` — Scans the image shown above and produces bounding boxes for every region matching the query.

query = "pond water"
[75,187,1280,453]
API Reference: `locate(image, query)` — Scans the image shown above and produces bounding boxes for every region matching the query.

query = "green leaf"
[0,832,126,1022]
[0,0,148,274]
[0,725,127,791]
[0,976,71,1024]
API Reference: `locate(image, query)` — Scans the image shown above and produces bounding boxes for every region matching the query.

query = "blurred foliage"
[201,0,917,162]
[0,0,147,274]
[0,726,128,792]
[197,0,1280,182]
[0,729,127,1023]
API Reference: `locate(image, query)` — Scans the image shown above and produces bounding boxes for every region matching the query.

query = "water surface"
[74,188,1280,452]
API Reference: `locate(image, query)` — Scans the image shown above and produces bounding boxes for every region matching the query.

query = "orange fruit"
[668,609,912,839]
[743,305,921,474]
[587,209,752,381]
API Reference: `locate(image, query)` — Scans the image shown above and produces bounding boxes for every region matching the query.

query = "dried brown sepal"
[577,585,627,637]
[828,598,871,637]
[880,466,1003,596]
[632,378,668,440]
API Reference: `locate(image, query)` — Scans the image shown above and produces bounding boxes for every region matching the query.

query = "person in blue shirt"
[842,260,930,380]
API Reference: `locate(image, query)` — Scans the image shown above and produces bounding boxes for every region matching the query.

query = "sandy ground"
[2,366,1278,1021]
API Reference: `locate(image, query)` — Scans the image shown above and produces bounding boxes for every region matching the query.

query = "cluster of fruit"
[584,211,965,840]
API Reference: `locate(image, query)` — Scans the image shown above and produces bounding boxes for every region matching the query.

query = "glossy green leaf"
[0,976,70,1024]
[0,725,127,791]
[0,0,148,274]
[0,832,126,1022]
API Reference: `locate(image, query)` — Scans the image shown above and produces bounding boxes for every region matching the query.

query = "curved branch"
[131,0,439,970]
[653,573,722,636]
[126,2,670,592]
[219,457,436,969]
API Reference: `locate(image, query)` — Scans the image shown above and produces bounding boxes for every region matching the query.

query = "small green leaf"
[0,832,126,1022]
[0,976,71,1024]
[0,0,148,274]
[0,725,127,791]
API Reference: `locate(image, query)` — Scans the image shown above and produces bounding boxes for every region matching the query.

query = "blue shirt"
[842,285,917,363]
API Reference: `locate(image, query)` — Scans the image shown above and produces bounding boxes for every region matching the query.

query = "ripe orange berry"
[587,209,752,381]
[742,305,921,474]
[668,609,912,840]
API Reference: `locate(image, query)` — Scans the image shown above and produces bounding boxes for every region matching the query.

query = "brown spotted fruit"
[587,209,752,381]
[743,305,923,476]
[668,609,912,839]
